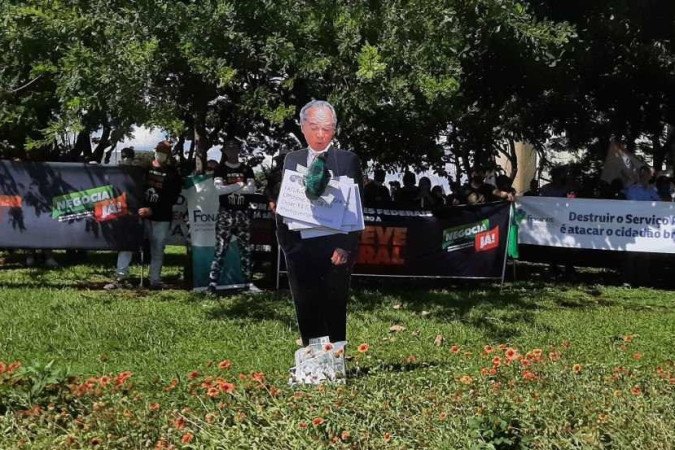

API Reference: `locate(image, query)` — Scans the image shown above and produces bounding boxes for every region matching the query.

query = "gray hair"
[299,100,337,127]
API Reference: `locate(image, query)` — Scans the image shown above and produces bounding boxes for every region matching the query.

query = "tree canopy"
[1,0,671,179]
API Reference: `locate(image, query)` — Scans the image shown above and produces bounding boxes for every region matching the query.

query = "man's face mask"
[155,152,169,164]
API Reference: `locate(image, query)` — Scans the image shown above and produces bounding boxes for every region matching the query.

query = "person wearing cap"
[276,100,363,346]
[105,140,182,290]
[207,140,257,294]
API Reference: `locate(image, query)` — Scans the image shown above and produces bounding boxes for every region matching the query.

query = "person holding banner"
[276,100,363,346]
[207,140,257,294]
[105,141,182,290]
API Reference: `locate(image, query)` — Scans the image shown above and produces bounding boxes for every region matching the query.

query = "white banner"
[516,197,675,253]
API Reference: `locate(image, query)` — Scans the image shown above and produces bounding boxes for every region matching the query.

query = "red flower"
[298,421,308,430]
[439,412,448,421]
[115,371,133,386]
[483,345,494,355]
[630,386,642,396]
[450,345,460,354]
[188,371,200,380]
[219,381,235,394]
[164,378,179,392]
[323,343,334,351]
[218,359,232,370]
[0,362,5,374]
[205,413,217,424]
[181,432,194,444]
[358,343,369,353]
[149,402,161,412]
[480,367,490,376]
[632,352,642,361]
[7,361,21,373]
[572,364,582,374]
[173,417,186,430]
[384,432,393,443]
[522,370,537,381]
[98,376,111,388]
[90,437,102,447]
[341,430,351,441]
[312,417,325,427]
[251,372,265,383]
[505,348,519,361]
[492,356,502,368]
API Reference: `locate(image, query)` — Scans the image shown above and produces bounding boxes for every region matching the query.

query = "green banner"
[52,185,115,220]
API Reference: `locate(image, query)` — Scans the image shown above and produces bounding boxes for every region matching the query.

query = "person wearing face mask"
[207,140,257,294]
[105,140,182,290]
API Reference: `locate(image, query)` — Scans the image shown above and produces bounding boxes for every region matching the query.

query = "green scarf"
[305,153,331,200]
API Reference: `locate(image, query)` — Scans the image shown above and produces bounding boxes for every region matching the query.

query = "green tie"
[305,153,330,200]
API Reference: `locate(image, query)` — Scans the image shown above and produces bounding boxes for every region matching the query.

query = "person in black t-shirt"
[208,140,256,293]
[363,168,391,207]
[105,140,182,290]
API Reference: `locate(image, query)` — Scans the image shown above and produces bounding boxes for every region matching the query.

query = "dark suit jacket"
[276,147,363,265]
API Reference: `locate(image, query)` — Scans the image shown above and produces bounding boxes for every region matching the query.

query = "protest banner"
[277,202,511,283]
[516,197,675,253]
[0,161,144,250]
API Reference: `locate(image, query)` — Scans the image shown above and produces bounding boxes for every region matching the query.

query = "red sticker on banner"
[475,226,499,252]
[94,193,128,222]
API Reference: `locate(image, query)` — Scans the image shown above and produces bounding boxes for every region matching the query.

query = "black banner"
[353,202,510,278]
[0,161,145,250]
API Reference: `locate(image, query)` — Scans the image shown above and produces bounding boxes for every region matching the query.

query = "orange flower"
[572,364,582,374]
[188,371,200,380]
[522,370,537,381]
[251,372,265,383]
[173,417,186,430]
[450,345,460,354]
[98,376,111,388]
[505,348,519,361]
[632,352,642,361]
[0,362,5,374]
[530,349,543,360]
[334,348,345,357]
[480,367,490,376]
[149,402,161,412]
[312,417,325,427]
[630,386,642,396]
[115,371,133,386]
[164,378,179,392]
[358,343,369,353]
[181,432,194,444]
[341,430,351,441]
[298,421,308,430]
[520,358,532,368]
[489,368,497,376]
[483,345,494,355]
[439,412,448,421]
[205,413,216,424]
[623,335,634,343]
[548,351,561,362]
[219,381,235,394]
[218,359,232,370]
[459,375,473,385]
[492,356,502,368]
[323,343,334,351]
[7,361,21,373]
[207,387,220,398]
[383,432,392,443]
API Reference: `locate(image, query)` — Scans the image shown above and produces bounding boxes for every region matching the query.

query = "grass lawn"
[0,248,673,449]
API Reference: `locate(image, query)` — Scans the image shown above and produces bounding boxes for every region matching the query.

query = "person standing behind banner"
[105,141,182,290]
[207,140,256,294]
[276,100,363,346]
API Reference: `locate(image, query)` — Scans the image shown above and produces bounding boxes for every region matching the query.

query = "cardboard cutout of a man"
[276,100,363,345]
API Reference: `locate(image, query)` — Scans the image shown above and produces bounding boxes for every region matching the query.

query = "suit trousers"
[286,256,352,346]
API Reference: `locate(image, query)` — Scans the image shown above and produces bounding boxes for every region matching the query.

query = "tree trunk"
[92,125,111,163]
[193,110,209,174]
[72,130,92,161]
[652,127,665,172]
